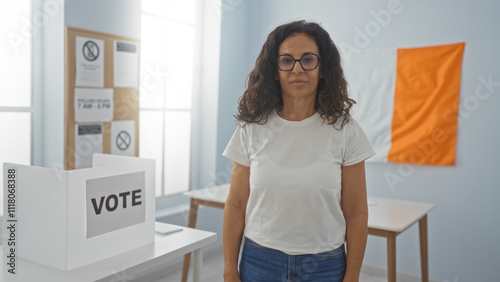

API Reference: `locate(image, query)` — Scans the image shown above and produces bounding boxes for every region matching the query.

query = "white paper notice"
[114,40,139,88]
[75,124,103,169]
[111,120,135,156]
[74,88,114,122]
[76,36,105,87]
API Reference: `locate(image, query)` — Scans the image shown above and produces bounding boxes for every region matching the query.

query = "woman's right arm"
[223,161,250,282]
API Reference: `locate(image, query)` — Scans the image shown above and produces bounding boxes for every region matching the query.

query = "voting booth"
[2,154,155,271]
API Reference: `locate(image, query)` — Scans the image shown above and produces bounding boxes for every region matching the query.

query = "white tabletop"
[184,183,230,204]
[368,197,434,232]
[184,185,434,233]
[1,223,217,282]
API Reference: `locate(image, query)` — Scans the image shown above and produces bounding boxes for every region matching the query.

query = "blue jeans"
[239,238,346,282]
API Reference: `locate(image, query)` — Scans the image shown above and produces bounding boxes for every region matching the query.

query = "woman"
[222,20,375,282]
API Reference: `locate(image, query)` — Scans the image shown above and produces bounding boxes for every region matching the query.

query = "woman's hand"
[223,269,241,282]
[343,273,360,282]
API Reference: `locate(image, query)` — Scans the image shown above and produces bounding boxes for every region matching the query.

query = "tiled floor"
[150,250,387,282]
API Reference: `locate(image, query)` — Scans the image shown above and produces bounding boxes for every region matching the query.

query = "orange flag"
[343,43,465,165]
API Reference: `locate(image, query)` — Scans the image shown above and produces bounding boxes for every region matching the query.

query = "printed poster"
[111,120,135,156]
[74,88,113,122]
[114,40,139,88]
[75,124,103,169]
[76,36,105,87]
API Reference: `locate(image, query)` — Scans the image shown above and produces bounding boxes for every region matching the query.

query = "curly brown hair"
[235,20,355,129]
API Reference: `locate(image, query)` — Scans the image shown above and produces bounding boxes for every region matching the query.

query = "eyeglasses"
[276,54,320,71]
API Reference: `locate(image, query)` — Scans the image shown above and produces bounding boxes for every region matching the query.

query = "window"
[0,2,38,216]
[139,0,200,206]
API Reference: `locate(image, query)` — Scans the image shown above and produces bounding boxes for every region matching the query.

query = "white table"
[182,184,434,282]
[1,223,216,282]
[367,197,434,282]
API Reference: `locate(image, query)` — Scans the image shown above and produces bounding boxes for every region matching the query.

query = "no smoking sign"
[116,131,131,151]
[110,120,135,156]
[83,40,100,61]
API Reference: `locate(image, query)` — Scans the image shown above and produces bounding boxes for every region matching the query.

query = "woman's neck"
[277,102,316,121]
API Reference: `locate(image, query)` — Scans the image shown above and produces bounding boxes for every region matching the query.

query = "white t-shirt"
[222,110,375,255]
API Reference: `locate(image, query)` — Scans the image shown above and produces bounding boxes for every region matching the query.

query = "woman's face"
[277,32,321,102]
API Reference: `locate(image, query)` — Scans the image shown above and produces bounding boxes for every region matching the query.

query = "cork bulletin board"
[65,27,140,170]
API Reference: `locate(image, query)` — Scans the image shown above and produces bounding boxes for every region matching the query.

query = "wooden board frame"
[65,26,140,170]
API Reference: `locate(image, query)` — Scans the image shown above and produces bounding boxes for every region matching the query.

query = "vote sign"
[86,171,146,238]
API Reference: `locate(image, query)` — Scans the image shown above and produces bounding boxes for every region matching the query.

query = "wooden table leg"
[192,248,203,282]
[419,215,429,282]
[182,199,199,282]
[387,232,397,282]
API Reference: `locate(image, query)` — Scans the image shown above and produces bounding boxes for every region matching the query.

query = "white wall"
[216,0,500,281]
[64,0,141,39]
[40,0,65,169]
[215,0,253,180]
[194,0,223,190]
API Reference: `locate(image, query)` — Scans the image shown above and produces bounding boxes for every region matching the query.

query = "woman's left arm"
[341,161,369,282]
